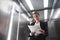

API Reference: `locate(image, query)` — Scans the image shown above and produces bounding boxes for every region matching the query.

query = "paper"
[28,25,39,32]
[35,29,41,36]
[28,25,41,36]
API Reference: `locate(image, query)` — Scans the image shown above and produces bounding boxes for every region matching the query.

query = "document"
[28,25,38,32]
[28,25,41,36]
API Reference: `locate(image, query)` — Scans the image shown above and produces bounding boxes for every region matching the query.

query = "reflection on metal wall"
[48,0,60,40]
[7,2,20,40]
[0,0,20,40]
[0,0,11,40]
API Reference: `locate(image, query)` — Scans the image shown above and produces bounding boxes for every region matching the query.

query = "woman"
[29,11,48,40]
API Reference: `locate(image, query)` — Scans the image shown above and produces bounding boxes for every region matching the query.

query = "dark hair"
[32,11,39,15]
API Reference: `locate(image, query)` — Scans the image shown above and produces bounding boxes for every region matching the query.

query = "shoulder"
[40,21,47,25]
[40,21,47,23]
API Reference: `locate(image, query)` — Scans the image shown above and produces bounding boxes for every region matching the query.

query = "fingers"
[30,32,35,36]
[38,29,45,35]
[38,29,45,32]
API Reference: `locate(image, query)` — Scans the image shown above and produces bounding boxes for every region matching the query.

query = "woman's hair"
[32,11,40,15]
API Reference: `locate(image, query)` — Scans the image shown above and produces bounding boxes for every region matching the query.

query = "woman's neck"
[35,20,40,23]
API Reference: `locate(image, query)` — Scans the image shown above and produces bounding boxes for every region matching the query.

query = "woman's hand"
[30,32,35,36]
[38,29,45,35]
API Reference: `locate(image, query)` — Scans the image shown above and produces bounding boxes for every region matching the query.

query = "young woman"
[29,11,48,40]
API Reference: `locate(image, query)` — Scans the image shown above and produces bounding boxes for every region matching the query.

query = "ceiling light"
[44,0,48,20]
[44,0,48,8]
[44,10,48,19]
[25,0,34,10]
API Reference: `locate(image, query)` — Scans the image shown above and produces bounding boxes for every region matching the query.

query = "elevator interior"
[0,0,60,40]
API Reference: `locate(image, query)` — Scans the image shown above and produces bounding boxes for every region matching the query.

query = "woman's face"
[33,14,40,21]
